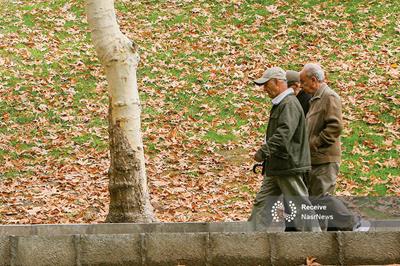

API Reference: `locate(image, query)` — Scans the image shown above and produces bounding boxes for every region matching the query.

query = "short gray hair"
[303,63,325,82]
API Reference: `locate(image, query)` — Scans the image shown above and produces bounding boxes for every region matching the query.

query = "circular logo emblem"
[271,200,297,222]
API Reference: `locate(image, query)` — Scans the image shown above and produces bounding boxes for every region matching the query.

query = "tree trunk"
[86,0,155,223]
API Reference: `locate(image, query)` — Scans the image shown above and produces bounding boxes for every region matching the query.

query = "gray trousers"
[248,174,321,232]
[306,163,358,231]
[306,162,339,196]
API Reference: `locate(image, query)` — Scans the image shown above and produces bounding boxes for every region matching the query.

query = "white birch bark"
[86,0,155,222]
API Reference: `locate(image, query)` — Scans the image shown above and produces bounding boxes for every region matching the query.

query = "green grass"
[204,130,237,144]
[0,0,398,201]
[72,134,107,151]
[1,170,20,179]
[340,121,399,194]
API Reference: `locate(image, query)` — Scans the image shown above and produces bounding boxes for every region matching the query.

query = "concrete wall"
[0,222,399,266]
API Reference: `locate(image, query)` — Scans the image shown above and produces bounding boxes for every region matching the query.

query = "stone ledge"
[271,232,340,265]
[146,233,208,266]
[12,235,76,266]
[209,232,270,266]
[1,220,398,236]
[0,222,254,236]
[340,231,400,265]
[0,237,10,266]
[0,222,399,266]
[80,234,142,266]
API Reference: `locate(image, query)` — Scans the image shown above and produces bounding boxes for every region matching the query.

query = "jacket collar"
[271,88,294,105]
[310,83,328,102]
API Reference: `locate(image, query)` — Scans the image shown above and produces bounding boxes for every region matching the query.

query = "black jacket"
[296,90,312,115]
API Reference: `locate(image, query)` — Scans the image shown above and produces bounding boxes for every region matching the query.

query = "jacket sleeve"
[315,94,343,147]
[259,102,300,158]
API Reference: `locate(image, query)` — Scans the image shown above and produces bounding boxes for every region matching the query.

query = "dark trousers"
[249,174,321,232]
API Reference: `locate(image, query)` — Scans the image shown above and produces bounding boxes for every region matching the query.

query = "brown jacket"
[306,83,343,165]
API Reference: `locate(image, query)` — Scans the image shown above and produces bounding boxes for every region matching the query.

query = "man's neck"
[311,82,325,96]
[277,86,288,96]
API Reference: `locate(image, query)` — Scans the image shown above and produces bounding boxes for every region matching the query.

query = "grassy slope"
[0,0,398,223]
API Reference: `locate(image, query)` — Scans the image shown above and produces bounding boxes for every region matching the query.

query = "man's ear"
[311,76,318,83]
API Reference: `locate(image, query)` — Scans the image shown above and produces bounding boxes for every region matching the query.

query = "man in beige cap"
[249,67,321,232]
[286,70,312,115]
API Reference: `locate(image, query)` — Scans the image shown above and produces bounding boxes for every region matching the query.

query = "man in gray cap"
[249,67,321,232]
[286,70,312,115]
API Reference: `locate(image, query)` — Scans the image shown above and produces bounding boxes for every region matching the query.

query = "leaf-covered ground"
[0,0,399,224]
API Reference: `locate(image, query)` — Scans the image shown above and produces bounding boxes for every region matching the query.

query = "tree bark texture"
[86,0,155,223]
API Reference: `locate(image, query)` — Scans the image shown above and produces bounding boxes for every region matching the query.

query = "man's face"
[300,71,318,95]
[263,79,279,99]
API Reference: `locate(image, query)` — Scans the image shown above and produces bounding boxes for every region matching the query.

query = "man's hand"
[310,136,321,152]
[254,149,266,162]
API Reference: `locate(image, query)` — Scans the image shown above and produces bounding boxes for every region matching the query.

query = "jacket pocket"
[267,151,292,171]
[275,151,289,159]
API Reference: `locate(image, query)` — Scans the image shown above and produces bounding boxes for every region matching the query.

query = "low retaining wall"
[1,222,399,266]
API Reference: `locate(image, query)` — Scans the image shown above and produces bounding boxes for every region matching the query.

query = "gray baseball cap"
[286,70,300,85]
[254,67,287,86]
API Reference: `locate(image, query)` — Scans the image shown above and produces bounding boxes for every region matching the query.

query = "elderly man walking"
[300,63,343,196]
[299,63,365,231]
[248,67,321,232]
